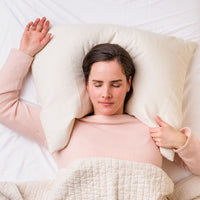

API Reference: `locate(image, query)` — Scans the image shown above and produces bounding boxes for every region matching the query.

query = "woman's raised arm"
[0,17,51,148]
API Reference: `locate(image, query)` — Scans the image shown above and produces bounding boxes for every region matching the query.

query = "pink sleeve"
[0,49,47,148]
[173,127,200,175]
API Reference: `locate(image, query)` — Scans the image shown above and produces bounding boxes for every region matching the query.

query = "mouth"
[99,102,114,106]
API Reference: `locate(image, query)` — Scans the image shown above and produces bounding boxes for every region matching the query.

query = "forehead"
[89,60,125,78]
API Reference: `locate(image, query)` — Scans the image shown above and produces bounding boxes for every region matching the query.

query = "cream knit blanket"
[0,158,174,200]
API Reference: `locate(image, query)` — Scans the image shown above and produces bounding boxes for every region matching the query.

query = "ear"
[86,81,89,91]
[127,76,132,92]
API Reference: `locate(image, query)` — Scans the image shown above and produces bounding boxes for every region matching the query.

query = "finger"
[41,20,50,36]
[154,137,161,143]
[151,136,161,146]
[41,33,52,47]
[150,133,157,139]
[155,116,168,127]
[31,18,40,30]
[36,17,46,32]
[155,141,162,147]
[25,21,33,31]
[149,127,161,133]
[150,132,160,139]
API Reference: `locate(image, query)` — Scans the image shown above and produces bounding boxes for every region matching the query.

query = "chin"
[97,108,121,116]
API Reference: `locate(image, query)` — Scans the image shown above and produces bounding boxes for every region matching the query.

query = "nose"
[102,86,112,99]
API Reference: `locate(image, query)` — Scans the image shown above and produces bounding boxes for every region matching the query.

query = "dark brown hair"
[82,43,135,106]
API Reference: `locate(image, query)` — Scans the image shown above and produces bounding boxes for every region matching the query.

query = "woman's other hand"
[19,17,51,57]
[149,116,187,149]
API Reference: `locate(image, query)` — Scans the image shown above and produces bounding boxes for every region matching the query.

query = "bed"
[0,0,200,199]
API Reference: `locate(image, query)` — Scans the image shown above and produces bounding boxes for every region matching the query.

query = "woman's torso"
[52,114,163,169]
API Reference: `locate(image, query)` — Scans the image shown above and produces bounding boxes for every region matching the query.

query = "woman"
[0,17,200,174]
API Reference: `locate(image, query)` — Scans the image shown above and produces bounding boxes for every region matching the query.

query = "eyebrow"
[92,79,123,83]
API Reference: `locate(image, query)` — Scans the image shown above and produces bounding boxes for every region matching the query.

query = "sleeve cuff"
[12,48,34,59]
[173,127,192,152]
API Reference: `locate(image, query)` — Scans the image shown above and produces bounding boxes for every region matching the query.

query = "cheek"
[114,87,128,97]
[87,86,101,100]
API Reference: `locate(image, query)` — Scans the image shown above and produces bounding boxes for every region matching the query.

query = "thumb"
[155,116,168,127]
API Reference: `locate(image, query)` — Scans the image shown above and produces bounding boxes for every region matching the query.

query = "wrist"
[19,48,34,57]
[174,133,187,149]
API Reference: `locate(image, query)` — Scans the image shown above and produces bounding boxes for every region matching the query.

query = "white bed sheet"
[0,0,199,183]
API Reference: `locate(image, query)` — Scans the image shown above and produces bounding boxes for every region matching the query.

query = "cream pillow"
[32,24,197,161]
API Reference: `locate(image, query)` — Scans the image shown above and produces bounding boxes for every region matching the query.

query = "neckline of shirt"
[77,114,138,124]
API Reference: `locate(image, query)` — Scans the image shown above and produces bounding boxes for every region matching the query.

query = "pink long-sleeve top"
[0,49,200,175]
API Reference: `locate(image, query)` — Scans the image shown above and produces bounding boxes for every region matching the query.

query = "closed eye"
[94,84,102,87]
[92,79,122,88]
[111,84,120,88]
[111,79,122,88]
[92,80,103,87]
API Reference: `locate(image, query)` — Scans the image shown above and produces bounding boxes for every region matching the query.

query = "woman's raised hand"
[19,17,51,57]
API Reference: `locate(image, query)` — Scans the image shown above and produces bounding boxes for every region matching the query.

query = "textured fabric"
[32,24,197,160]
[0,158,174,200]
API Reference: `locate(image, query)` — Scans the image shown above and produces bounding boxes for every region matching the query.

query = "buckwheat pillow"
[32,24,197,161]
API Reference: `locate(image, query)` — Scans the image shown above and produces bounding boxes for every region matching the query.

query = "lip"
[100,102,114,106]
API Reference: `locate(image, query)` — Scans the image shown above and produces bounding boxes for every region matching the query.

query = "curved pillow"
[32,24,197,161]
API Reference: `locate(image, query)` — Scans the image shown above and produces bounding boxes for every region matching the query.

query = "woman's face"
[87,59,131,115]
